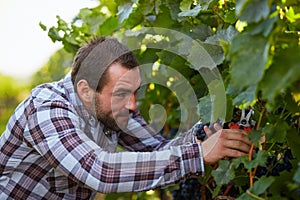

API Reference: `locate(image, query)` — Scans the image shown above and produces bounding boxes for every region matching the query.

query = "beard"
[94,95,129,131]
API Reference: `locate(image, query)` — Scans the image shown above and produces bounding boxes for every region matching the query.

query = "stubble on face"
[94,95,123,131]
[92,64,140,131]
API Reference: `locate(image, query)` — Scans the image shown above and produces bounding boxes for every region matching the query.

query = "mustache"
[115,111,130,117]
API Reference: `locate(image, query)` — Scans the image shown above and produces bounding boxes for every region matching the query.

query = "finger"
[223,129,252,146]
[204,125,213,137]
[223,140,252,154]
[224,148,248,158]
[214,123,223,131]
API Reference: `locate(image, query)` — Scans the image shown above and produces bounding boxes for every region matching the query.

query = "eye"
[115,92,127,98]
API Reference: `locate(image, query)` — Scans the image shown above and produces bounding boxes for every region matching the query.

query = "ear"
[76,80,94,109]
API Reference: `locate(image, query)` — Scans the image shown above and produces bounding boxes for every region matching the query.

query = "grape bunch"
[255,149,294,177]
[193,122,210,141]
[171,178,202,200]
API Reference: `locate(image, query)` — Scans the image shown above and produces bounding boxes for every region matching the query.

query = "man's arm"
[118,110,197,152]
[26,101,205,193]
[119,110,252,165]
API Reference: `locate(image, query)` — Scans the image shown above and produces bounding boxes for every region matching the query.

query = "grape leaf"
[117,2,134,23]
[179,0,192,11]
[97,16,118,36]
[293,164,300,183]
[249,16,278,37]
[212,160,235,185]
[236,176,275,199]
[178,4,201,17]
[260,46,300,105]
[248,129,264,147]
[249,176,275,195]
[205,26,238,45]
[233,84,256,106]
[265,121,288,143]
[236,0,270,22]
[229,33,269,89]
[197,95,212,123]
[178,0,214,17]
[48,27,62,42]
[286,129,300,161]
[243,150,268,171]
[188,40,222,70]
[39,22,47,31]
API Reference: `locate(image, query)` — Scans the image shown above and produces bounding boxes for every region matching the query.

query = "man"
[0,37,251,199]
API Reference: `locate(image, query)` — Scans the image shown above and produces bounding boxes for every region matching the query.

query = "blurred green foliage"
[0,74,29,133]
[31,48,73,87]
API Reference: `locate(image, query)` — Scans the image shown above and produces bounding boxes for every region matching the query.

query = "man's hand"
[201,123,252,165]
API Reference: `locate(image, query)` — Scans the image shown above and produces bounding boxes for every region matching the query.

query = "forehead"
[107,62,140,89]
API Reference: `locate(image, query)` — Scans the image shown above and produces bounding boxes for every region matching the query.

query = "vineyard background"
[1,0,300,199]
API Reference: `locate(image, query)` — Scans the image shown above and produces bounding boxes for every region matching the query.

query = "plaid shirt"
[0,73,204,199]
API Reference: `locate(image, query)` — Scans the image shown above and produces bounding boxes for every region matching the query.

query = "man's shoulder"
[30,75,74,106]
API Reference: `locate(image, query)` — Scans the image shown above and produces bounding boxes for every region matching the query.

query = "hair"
[71,36,139,92]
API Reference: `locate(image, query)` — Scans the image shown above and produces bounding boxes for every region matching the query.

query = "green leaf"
[236,193,253,200]
[265,121,288,143]
[260,46,300,105]
[233,84,256,106]
[48,27,62,42]
[78,8,93,18]
[229,33,269,89]
[206,26,238,45]
[197,95,211,123]
[179,0,192,11]
[39,22,47,31]
[249,15,278,37]
[286,6,300,23]
[123,6,144,28]
[249,176,275,195]
[56,16,69,31]
[153,4,175,28]
[286,129,300,161]
[212,160,235,185]
[178,4,201,17]
[117,2,134,23]
[248,129,264,147]
[97,16,118,36]
[294,163,300,183]
[138,0,155,15]
[178,0,220,18]
[243,150,268,171]
[187,40,219,70]
[237,176,275,199]
[207,79,227,123]
[62,40,80,53]
[236,0,270,23]
[224,10,237,24]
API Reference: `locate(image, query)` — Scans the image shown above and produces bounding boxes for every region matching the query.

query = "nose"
[125,93,138,111]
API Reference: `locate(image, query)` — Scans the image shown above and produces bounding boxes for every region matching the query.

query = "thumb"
[204,125,213,138]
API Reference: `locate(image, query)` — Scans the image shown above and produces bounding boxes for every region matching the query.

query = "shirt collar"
[62,72,95,124]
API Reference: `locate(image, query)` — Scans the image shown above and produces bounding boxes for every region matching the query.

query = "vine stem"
[249,108,265,188]
[246,190,265,200]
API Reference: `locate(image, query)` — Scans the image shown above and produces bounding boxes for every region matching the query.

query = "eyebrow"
[113,86,141,94]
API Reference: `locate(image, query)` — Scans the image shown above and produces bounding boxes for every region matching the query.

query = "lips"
[115,112,130,123]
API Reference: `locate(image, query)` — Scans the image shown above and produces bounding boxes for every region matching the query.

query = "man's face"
[94,62,140,131]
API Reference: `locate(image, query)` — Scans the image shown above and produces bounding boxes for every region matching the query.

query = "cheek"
[111,97,126,110]
[96,94,112,112]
